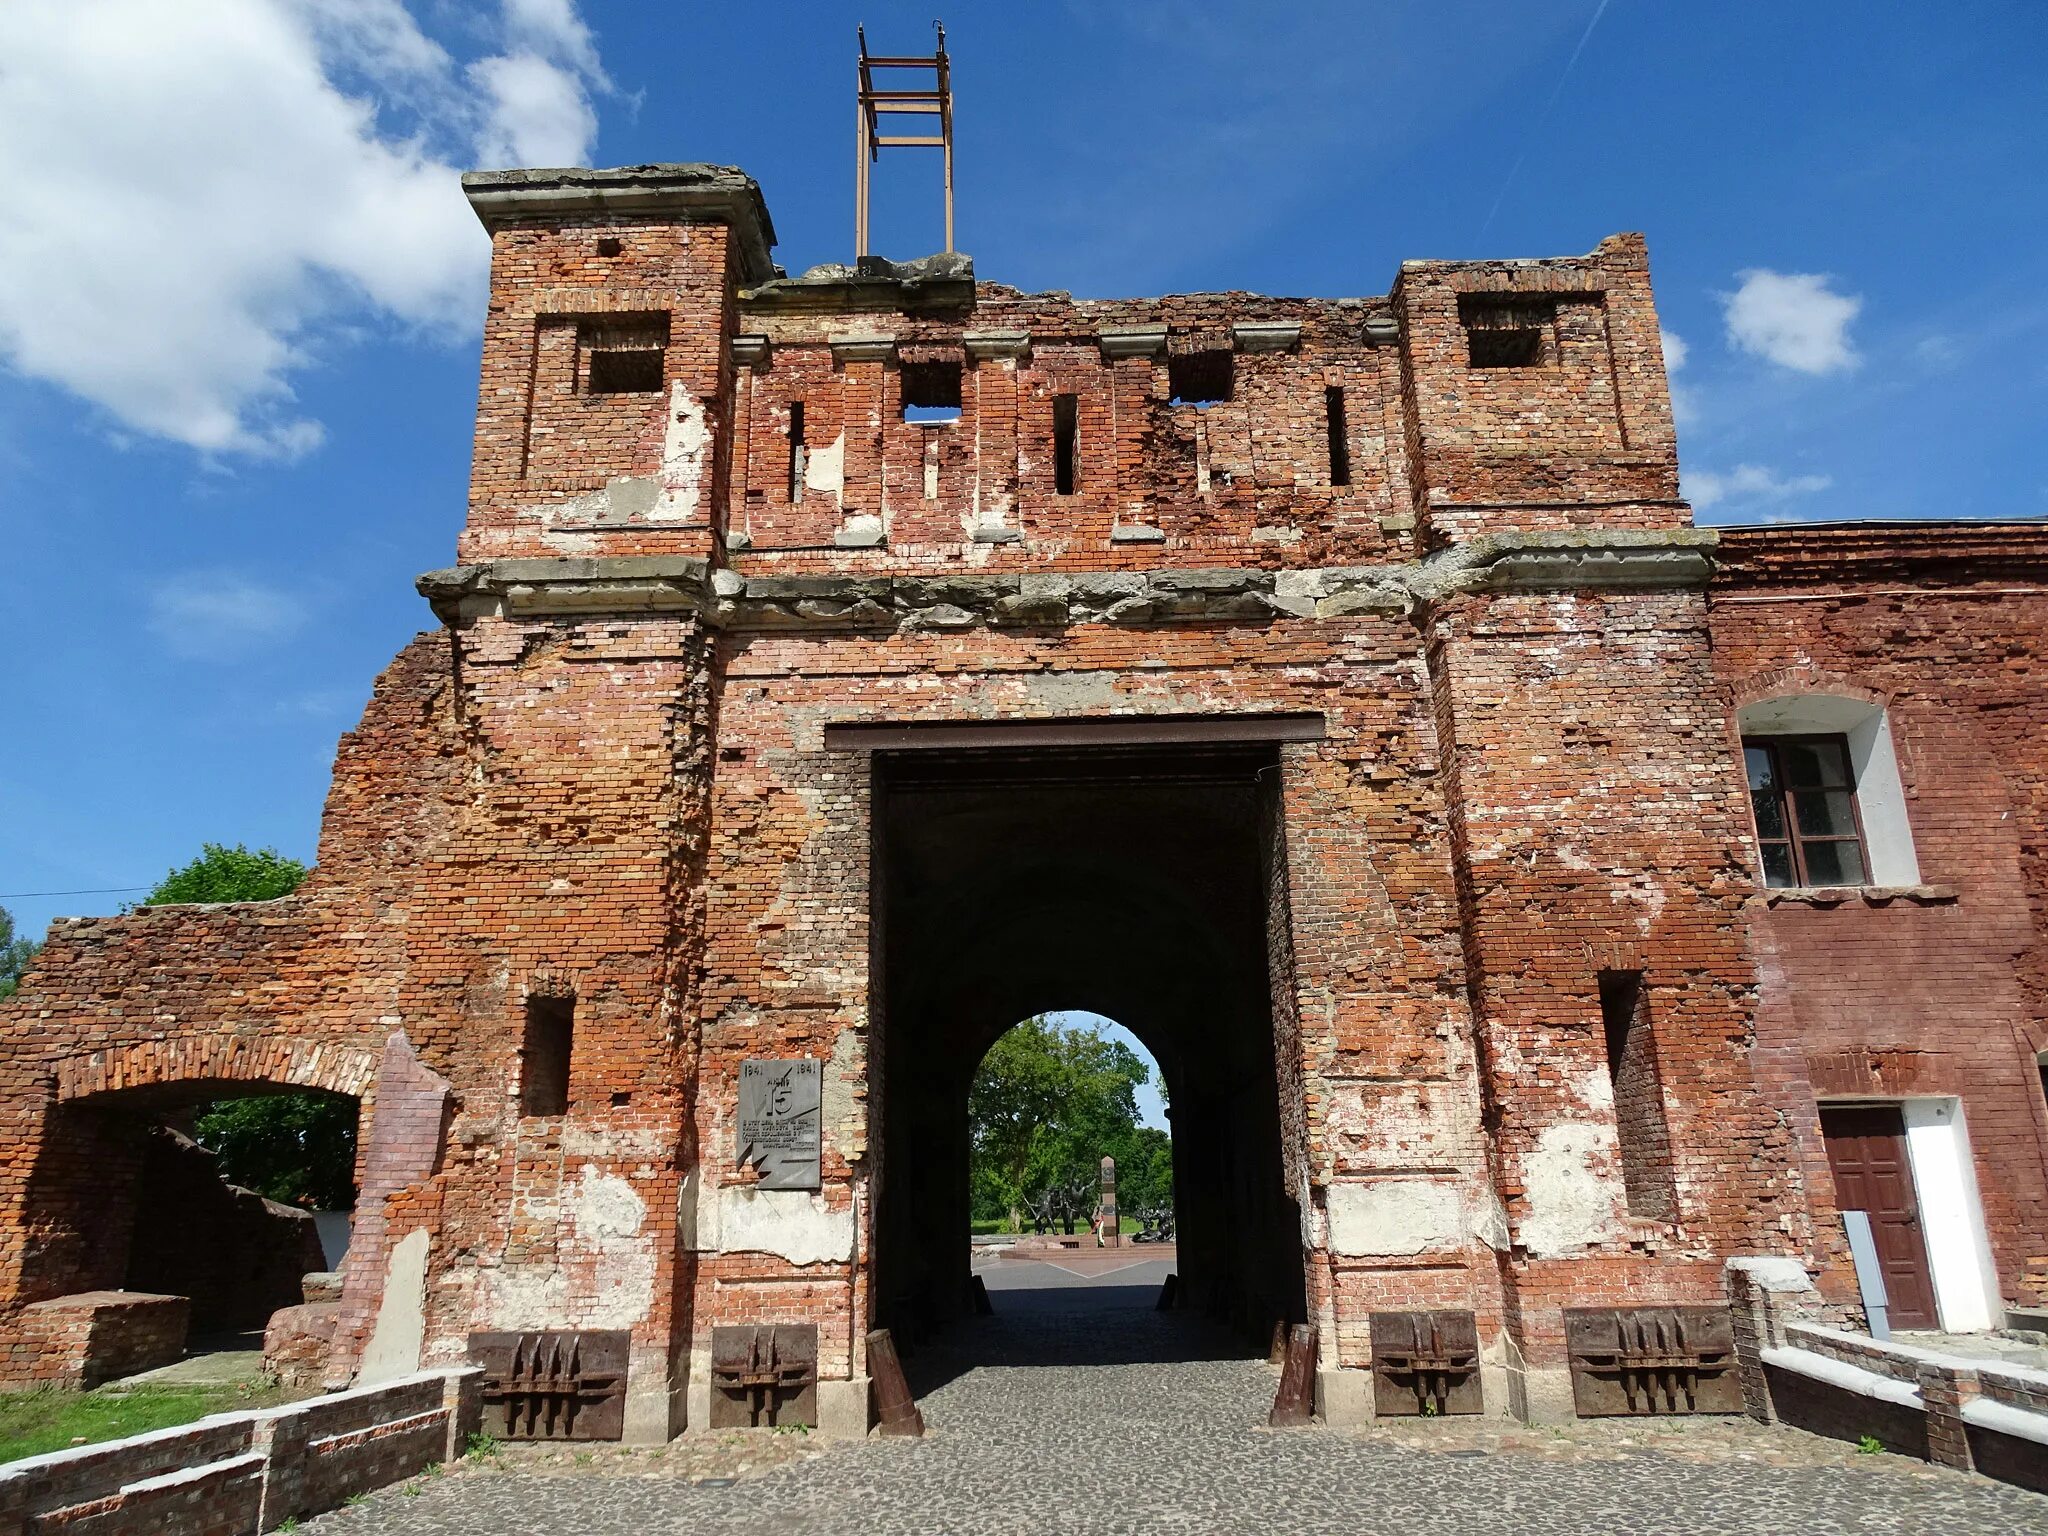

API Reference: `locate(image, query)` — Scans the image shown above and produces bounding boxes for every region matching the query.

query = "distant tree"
[1116,1125,1175,1216]
[193,1092,359,1210]
[968,1016,1167,1230]
[0,906,41,1001]
[142,843,306,906]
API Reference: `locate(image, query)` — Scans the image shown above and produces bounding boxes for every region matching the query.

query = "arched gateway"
[7,163,2048,1439]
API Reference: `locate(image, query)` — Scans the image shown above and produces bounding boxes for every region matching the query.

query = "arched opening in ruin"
[869,732,1310,1372]
[26,1077,362,1366]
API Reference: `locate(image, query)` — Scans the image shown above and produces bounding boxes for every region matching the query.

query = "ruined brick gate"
[5,164,2046,1438]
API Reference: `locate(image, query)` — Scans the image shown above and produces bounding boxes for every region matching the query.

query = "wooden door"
[1820,1103,1937,1330]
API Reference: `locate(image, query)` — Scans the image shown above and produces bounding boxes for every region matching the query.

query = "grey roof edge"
[462,165,777,286]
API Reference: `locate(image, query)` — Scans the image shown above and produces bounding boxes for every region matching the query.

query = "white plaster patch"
[805,431,846,504]
[716,1187,855,1265]
[358,1227,429,1385]
[1326,1180,1462,1257]
[650,382,711,522]
[1326,1082,1480,1171]
[1518,1122,1623,1257]
[824,1029,863,1163]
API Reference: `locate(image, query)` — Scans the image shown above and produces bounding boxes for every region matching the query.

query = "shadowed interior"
[870,741,1308,1351]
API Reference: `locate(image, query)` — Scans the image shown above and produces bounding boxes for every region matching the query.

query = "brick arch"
[1727,665,1891,714]
[52,1036,381,1105]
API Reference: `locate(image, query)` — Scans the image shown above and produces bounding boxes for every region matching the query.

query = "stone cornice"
[419,531,1717,633]
[462,165,777,286]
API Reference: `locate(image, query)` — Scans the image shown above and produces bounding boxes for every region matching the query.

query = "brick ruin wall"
[0,163,2043,1429]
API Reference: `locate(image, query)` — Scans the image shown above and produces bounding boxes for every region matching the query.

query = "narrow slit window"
[1599,971,1676,1221]
[1167,350,1233,407]
[900,361,963,424]
[521,995,574,1117]
[1053,393,1078,496]
[1324,386,1351,487]
[787,401,807,502]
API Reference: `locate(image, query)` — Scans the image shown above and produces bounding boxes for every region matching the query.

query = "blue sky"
[2,0,2044,942]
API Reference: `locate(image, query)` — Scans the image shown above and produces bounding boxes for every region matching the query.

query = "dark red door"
[1820,1103,1937,1330]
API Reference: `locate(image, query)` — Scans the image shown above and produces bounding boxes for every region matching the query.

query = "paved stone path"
[311,1261,2048,1534]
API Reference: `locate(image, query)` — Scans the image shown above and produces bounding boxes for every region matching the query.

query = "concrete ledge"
[1314,1367,1374,1426]
[818,1376,872,1438]
[1762,1345,1922,1407]
[421,531,1721,633]
[461,165,776,286]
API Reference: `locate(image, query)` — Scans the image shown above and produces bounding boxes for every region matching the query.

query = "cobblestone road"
[311,1261,2048,1535]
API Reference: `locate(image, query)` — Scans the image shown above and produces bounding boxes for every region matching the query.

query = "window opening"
[586,348,664,394]
[1743,734,1869,888]
[1599,970,1676,1221]
[1052,393,1078,495]
[900,360,963,423]
[787,401,808,502]
[522,995,574,1117]
[1167,350,1233,407]
[1324,386,1351,487]
[1459,297,1552,369]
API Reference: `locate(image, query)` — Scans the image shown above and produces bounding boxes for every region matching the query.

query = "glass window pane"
[1794,788,1859,838]
[1760,842,1796,888]
[1784,739,1851,788]
[1801,840,1867,886]
[1744,744,1776,792]
[1750,787,1786,838]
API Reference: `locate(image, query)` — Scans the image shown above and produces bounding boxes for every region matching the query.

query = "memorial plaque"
[738,1058,822,1189]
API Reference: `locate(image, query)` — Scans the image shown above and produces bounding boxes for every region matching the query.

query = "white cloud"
[1660,328,1689,374]
[148,572,308,658]
[1721,269,1861,375]
[1684,463,1832,512]
[0,0,609,460]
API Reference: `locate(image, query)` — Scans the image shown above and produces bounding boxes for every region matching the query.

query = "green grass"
[0,1381,293,1466]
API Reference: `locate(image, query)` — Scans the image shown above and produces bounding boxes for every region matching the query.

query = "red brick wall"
[1711,526,2048,1309]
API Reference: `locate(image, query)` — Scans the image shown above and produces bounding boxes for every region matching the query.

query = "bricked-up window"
[1052,393,1079,495]
[1459,296,1552,368]
[1168,350,1233,406]
[1324,386,1351,487]
[1599,971,1677,1221]
[786,401,807,502]
[1743,734,1870,888]
[521,996,574,1117]
[900,360,962,423]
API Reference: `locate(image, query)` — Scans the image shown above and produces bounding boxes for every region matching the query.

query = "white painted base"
[1506,1364,1576,1425]
[817,1376,871,1438]
[1314,1367,1374,1426]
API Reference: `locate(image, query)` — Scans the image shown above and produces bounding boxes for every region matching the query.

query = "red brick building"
[3,163,2042,1433]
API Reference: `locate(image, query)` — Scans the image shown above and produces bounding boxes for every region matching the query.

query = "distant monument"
[1099,1156,1120,1249]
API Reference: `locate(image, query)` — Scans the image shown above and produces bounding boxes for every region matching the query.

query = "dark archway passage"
[871,739,1308,1358]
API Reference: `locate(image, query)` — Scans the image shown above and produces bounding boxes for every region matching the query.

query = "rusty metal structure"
[709,1323,820,1428]
[1564,1307,1742,1417]
[470,1329,628,1440]
[856,22,955,256]
[1369,1310,1483,1416]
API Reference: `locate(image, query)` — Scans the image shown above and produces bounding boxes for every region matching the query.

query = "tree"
[968,1016,1169,1231]
[0,906,40,1001]
[142,843,306,906]
[193,1092,359,1210]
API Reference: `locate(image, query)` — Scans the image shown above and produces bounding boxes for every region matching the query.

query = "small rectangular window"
[1167,350,1233,406]
[900,361,962,424]
[1599,970,1676,1221]
[786,400,807,502]
[1743,734,1868,888]
[521,996,573,1117]
[586,348,664,394]
[1459,297,1552,369]
[1053,393,1078,496]
[1324,386,1351,487]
